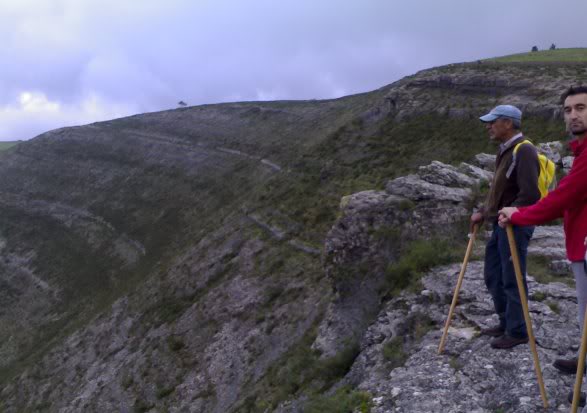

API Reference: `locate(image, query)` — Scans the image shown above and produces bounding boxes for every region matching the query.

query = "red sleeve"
[511,150,587,225]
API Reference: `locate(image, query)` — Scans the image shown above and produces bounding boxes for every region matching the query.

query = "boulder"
[458,162,494,183]
[537,141,563,163]
[473,153,496,170]
[386,175,472,203]
[562,156,574,175]
[418,161,478,188]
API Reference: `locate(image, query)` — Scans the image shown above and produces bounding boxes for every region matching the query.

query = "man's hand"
[498,207,519,227]
[470,212,483,232]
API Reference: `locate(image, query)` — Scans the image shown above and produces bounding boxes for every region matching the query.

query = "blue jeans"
[484,223,534,338]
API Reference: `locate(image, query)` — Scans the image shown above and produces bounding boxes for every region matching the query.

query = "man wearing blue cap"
[470,104,541,349]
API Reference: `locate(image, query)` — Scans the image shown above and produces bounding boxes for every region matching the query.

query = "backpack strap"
[505,139,534,179]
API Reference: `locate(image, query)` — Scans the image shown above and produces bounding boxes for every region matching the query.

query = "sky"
[1,0,586,141]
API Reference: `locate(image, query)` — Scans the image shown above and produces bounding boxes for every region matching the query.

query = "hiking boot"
[567,390,586,407]
[490,334,528,349]
[481,325,505,337]
[554,358,587,375]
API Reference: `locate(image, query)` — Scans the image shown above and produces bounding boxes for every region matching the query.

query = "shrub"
[385,239,459,295]
[167,336,186,352]
[382,337,407,368]
[304,386,372,413]
[156,383,176,399]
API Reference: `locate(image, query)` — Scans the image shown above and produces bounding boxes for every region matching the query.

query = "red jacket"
[511,137,587,261]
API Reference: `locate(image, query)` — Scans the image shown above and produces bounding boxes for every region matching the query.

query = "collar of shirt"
[499,132,523,154]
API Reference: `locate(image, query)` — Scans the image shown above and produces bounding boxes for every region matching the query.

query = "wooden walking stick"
[571,305,587,413]
[506,224,548,408]
[438,224,478,354]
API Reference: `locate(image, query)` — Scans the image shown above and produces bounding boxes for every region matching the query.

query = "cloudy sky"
[1,0,585,141]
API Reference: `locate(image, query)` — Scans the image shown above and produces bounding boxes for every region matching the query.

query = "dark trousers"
[484,223,534,338]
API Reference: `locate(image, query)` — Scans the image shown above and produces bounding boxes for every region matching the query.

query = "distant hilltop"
[484,47,587,63]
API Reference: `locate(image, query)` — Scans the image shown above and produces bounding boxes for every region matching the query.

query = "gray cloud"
[0,0,585,140]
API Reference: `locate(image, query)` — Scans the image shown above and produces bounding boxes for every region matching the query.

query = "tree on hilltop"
[550,43,556,50]
[531,46,538,52]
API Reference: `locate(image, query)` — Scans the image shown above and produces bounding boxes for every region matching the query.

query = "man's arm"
[503,149,587,226]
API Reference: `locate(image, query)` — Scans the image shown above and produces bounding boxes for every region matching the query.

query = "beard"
[570,125,587,136]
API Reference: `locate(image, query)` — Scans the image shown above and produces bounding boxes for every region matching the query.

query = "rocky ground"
[352,261,581,413]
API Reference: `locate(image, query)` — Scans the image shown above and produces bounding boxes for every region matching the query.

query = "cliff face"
[0,58,584,412]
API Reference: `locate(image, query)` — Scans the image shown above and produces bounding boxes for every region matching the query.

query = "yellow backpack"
[507,139,556,199]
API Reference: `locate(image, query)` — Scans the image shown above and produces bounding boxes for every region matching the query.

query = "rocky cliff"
[0,55,585,412]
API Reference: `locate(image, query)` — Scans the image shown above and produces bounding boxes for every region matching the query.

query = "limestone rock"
[386,175,472,203]
[563,156,574,175]
[458,162,494,183]
[417,161,478,188]
[349,261,581,412]
[529,225,567,261]
[473,153,496,170]
[538,141,563,163]
[550,259,572,276]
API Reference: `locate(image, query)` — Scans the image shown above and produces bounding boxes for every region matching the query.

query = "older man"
[500,87,587,389]
[471,104,541,349]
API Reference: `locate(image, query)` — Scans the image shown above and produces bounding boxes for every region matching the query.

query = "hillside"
[0,54,584,412]
[0,141,20,151]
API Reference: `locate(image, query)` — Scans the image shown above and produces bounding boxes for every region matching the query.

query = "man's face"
[564,93,587,137]
[485,118,510,142]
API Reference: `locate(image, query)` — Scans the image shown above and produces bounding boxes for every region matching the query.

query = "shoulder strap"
[506,139,535,178]
[513,139,534,155]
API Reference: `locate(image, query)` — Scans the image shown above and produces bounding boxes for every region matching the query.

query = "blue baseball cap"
[479,105,522,123]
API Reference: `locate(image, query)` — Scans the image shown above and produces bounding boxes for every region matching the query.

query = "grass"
[0,141,20,151]
[382,337,407,368]
[304,386,372,413]
[547,301,561,314]
[485,48,587,63]
[384,238,461,296]
[449,356,463,371]
[236,323,360,412]
[527,255,574,287]
[531,291,547,302]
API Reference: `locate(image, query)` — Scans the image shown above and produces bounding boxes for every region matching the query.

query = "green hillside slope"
[0,53,582,411]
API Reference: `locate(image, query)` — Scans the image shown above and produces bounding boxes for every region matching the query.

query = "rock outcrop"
[315,140,577,412]
[350,262,581,412]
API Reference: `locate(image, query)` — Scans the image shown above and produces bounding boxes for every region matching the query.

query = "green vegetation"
[382,337,407,368]
[263,112,566,248]
[156,383,176,399]
[547,301,561,314]
[166,336,186,352]
[0,141,20,151]
[237,324,360,412]
[384,239,461,296]
[531,291,547,302]
[382,313,436,370]
[449,356,463,371]
[527,255,574,287]
[133,400,154,413]
[486,48,587,63]
[304,386,372,413]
